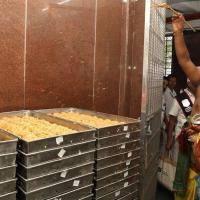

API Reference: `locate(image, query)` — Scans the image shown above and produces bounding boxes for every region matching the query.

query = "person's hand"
[166,142,173,151]
[172,13,185,34]
[186,127,196,137]
[186,125,200,136]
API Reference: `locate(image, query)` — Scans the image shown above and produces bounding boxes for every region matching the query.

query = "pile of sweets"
[0,116,76,141]
[51,112,124,128]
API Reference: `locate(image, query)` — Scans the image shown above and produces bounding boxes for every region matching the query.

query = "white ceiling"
[166,0,200,32]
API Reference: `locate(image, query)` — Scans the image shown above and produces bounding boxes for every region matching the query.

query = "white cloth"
[169,88,195,137]
[161,95,166,127]
[163,87,176,119]
[168,88,195,161]
[160,95,167,154]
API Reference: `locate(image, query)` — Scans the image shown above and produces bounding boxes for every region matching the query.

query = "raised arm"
[172,13,200,84]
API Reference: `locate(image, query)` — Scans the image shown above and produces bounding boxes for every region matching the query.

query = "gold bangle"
[173,31,183,37]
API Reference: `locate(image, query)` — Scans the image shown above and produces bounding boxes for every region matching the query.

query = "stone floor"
[156,183,174,200]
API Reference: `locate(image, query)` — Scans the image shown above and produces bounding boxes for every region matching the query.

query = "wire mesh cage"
[146,0,166,117]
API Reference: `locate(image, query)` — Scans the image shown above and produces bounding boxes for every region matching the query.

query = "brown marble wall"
[0,0,145,118]
[25,0,96,109]
[93,0,124,114]
[25,0,131,115]
[0,1,25,112]
[129,0,145,118]
[119,1,137,117]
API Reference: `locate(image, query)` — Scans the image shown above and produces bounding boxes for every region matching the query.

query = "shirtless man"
[172,14,200,199]
[172,13,200,115]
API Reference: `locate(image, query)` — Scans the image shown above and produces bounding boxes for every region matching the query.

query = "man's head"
[167,74,176,90]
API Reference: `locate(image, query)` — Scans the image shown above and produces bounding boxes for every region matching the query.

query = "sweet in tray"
[51,112,124,128]
[0,116,76,141]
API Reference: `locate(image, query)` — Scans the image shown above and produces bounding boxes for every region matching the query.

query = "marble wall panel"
[0,1,25,111]
[25,0,96,109]
[94,0,124,114]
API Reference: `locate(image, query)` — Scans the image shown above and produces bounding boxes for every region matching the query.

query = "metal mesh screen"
[146,0,166,116]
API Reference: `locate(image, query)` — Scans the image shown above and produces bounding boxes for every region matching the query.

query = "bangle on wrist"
[173,31,183,36]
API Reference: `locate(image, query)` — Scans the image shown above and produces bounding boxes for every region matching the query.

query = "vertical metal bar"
[23,0,28,109]
[92,0,98,110]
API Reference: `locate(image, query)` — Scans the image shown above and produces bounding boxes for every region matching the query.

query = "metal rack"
[0,111,96,200]
[38,108,141,200]
[0,130,18,200]
[140,0,166,200]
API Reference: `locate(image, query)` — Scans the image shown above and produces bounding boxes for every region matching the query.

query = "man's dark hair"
[163,76,168,80]
[167,74,176,81]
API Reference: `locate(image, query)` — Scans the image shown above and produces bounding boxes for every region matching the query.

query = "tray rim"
[17,172,94,193]
[0,128,18,143]
[95,178,139,191]
[97,149,141,161]
[45,184,93,200]
[17,139,96,156]
[17,161,94,181]
[98,188,138,200]
[96,157,140,172]
[18,149,95,169]
[97,139,141,151]
[0,110,96,143]
[0,164,16,170]
[0,178,17,185]
[36,107,140,128]
[0,152,17,157]
[118,190,138,200]
[97,166,140,181]
[0,191,17,198]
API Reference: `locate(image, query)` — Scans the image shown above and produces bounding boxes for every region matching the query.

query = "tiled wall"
[0,0,145,118]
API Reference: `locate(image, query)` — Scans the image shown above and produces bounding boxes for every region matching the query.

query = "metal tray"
[97,140,140,159]
[0,191,16,200]
[96,167,139,189]
[17,173,94,200]
[97,131,140,148]
[17,163,94,192]
[46,185,93,200]
[17,140,95,166]
[96,150,140,170]
[79,194,93,200]
[97,183,138,200]
[0,129,17,155]
[96,159,140,179]
[17,150,95,179]
[0,153,17,168]
[0,179,16,196]
[0,165,16,182]
[36,108,140,137]
[0,110,96,154]
[95,176,139,198]
[118,191,139,200]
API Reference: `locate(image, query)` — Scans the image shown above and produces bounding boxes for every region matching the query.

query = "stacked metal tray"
[0,129,18,200]
[0,111,96,200]
[37,108,141,200]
